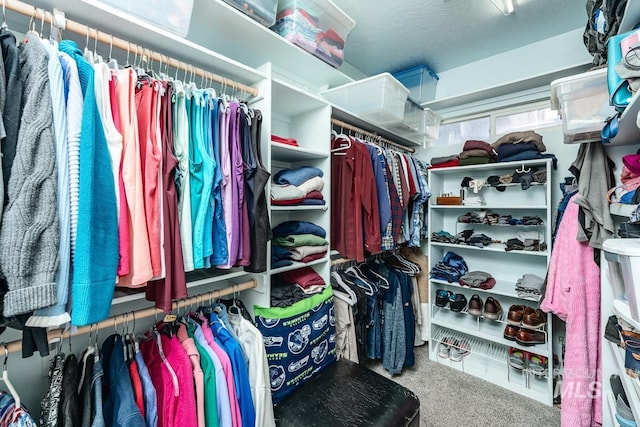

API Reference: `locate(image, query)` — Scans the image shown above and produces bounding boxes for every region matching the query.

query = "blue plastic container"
[393,65,439,104]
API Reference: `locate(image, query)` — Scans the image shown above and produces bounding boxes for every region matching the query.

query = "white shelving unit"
[601,246,640,426]
[427,158,554,406]
[266,70,333,291]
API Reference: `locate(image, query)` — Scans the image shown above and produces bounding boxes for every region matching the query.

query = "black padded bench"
[274,359,420,427]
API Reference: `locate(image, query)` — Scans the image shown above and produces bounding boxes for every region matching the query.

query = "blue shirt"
[134,351,158,427]
[366,144,391,233]
[210,100,229,266]
[101,335,145,427]
[210,313,256,427]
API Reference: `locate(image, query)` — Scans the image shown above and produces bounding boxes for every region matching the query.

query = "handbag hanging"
[608,30,636,112]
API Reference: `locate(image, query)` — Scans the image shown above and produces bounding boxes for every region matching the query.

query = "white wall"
[431,29,593,107]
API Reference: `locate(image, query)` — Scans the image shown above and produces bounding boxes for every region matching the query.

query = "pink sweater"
[177,325,205,427]
[541,196,601,426]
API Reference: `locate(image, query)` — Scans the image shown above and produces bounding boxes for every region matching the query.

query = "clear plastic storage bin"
[222,0,278,27]
[550,68,616,144]
[322,73,410,125]
[393,65,439,104]
[91,0,194,36]
[388,105,442,143]
[603,238,640,323]
[271,0,355,68]
[386,100,424,134]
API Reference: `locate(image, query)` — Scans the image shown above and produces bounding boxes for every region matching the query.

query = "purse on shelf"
[608,31,636,112]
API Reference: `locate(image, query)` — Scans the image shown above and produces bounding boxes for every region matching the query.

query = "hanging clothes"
[0,31,59,317]
[116,66,153,289]
[541,196,601,427]
[146,81,187,312]
[331,133,428,261]
[244,109,270,273]
[331,135,381,262]
[329,252,419,375]
[27,37,72,327]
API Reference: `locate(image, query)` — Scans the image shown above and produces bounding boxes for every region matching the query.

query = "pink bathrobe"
[541,195,601,426]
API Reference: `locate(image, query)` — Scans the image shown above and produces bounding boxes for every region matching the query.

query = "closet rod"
[2,278,257,354]
[3,0,258,97]
[331,118,416,153]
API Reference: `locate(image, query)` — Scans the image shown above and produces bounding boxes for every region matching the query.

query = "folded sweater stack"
[271,221,328,268]
[270,166,326,206]
[491,130,548,163]
[272,8,347,67]
[458,140,497,166]
[429,154,459,169]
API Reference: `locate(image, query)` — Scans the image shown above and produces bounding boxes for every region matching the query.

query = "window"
[495,107,561,136]
[430,101,560,146]
[430,116,490,147]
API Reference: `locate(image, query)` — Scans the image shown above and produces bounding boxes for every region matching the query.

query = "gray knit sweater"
[0,31,59,316]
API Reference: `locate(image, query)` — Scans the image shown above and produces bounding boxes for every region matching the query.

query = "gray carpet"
[366,345,561,427]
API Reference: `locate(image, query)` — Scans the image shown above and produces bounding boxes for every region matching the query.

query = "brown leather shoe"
[522,308,547,329]
[515,328,546,346]
[507,304,525,326]
[504,325,519,341]
[468,294,483,316]
[483,297,503,320]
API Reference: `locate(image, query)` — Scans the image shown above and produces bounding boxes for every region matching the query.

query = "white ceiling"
[332,0,588,76]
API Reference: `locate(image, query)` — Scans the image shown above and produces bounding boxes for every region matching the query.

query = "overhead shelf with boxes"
[322,72,442,147]
[271,0,356,69]
[549,68,617,145]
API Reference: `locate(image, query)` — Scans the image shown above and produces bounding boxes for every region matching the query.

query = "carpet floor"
[366,345,561,427]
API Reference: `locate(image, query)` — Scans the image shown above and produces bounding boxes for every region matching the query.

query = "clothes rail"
[3,0,259,97]
[331,118,416,153]
[2,279,257,354]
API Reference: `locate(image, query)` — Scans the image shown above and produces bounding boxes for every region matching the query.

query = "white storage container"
[322,73,410,125]
[550,68,617,144]
[91,0,194,36]
[222,0,279,27]
[603,238,640,323]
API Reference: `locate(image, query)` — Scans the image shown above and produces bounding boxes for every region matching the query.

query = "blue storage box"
[393,65,439,104]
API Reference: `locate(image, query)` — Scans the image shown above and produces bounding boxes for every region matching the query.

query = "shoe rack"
[600,240,640,425]
[427,159,554,406]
